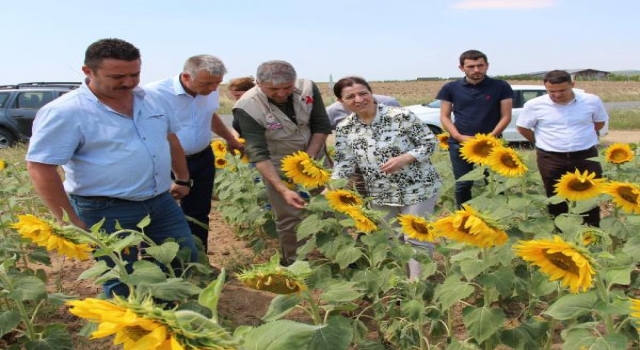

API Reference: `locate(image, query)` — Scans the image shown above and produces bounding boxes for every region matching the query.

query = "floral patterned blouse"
[332,104,441,206]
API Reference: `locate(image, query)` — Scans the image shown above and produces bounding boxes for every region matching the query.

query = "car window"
[521,91,546,105]
[15,91,54,109]
[0,93,9,108]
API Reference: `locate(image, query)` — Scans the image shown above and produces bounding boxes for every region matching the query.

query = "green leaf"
[320,281,363,303]
[543,291,597,320]
[554,214,583,235]
[27,247,51,266]
[500,319,548,350]
[309,315,352,350]
[297,214,325,240]
[462,306,505,343]
[121,260,166,285]
[460,259,485,280]
[435,277,475,310]
[623,236,640,262]
[562,328,628,350]
[530,271,559,298]
[77,260,109,280]
[0,311,21,338]
[198,269,227,323]
[145,242,179,266]
[109,234,144,254]
[478,267,515,297]
[136,215,151,230]
[334,243,362,269]
[401,299,426,322]
[262,294,301,322]
[9,276,47,302]
[139,278,201,300]
[605,266,632,286]
[24,324,72,350]
[242,320,324,350]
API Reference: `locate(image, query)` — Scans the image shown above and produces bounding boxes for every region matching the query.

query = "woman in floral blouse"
[331,76,442,278]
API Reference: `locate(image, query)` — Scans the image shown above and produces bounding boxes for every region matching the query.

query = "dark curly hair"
[84,38,140,71]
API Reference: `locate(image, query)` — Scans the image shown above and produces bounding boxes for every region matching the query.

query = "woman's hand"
[380,154,416,174]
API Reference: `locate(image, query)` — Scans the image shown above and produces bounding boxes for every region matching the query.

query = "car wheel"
[427,125,442,135]
[0,129,17,148]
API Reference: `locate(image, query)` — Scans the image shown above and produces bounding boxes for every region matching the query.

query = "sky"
[3,0,638,85]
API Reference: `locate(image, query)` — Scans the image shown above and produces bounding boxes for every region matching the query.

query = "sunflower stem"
[303,291,322,325]
[0,267,37,340]
[595,275,615,334]
[481,248,491,307]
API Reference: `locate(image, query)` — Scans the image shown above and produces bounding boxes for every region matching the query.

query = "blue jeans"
[70,192,198,298]
[448,141,474,209]
[181,146,215,251]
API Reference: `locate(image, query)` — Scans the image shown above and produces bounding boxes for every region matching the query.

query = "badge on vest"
[265,113,283,130]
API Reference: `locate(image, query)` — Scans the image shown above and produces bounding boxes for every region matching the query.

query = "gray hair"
[256,60,297,85]
[183,54,227,77]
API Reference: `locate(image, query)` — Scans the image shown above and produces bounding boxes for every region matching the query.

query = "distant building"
[527,69,611,80]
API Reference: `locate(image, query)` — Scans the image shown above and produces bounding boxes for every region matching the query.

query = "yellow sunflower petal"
[486,146,528,177]
[436,132,450,151]
[325,189,364,214]
[554,169,605,201]
[432,204,507,248]
[604,143,635,164]
[603,181,640,214]
[281,151,329,188]
[398,214,438,243]
[460,134,502,165]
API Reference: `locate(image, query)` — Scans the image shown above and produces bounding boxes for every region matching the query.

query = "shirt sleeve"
[234,108,270,163]
[26,107,80,165]
[308,82,332,135]
[499,81,515,100]
[331,125,356,179]
[435,83,452,102]
[405,111,437,162]
[592,96,609,123]
[516,101,537,129]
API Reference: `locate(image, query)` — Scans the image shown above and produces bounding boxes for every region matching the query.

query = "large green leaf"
[145,242,179,266]
[334,243,362,269]
[605,266,632,286]
[562,328,628,350]
[120,260,166,285]
[242,320,324,350]
[138,278,201,300]
[9,276,46,302]
[622,235,640,262]
[0,311,21,338]
[77,260,109,280]
[262,294,301,322]
[543,291,597,320]
[435,277,475,309]
[460,259,484,280]
[462,306,505,344]
[297,214,325,240]
[401,299,426,322]
[320,281,363,303]
[478,266,515,297]
[309,316,352,350]
[198,269,227,323]
[109,234,144,254]
[24,324,72,350]
[500,319,548,350]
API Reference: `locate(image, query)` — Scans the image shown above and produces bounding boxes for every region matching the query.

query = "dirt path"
[600,130,639,144]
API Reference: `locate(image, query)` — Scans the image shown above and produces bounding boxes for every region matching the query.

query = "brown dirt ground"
[8,130,637,349]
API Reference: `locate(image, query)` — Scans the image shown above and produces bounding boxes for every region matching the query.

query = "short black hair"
[333,76,372,99]
[459,49,487,66]
[84,38,140,71]
[543,70,572,84]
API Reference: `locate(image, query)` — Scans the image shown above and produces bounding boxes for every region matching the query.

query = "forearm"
[305,133,329,159]
[212,113,238,143]
[168,133,189,180]
[490,115,512,136]
[255,160,289,194]
[517,127,535,144]
[26,162,84,227]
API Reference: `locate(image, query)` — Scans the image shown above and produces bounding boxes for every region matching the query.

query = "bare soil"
[13,130,637,349]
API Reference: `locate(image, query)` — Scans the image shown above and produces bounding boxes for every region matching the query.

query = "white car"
[405,85,607,142]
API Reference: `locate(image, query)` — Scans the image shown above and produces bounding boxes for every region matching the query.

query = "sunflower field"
[2,133,640,349]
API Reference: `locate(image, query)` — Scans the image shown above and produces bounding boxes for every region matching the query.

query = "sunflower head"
[460,134,502,165]
[0,159,6,170]
[236,255,310,294]
[346,208,378,233]
[579,228,603,247]
[280,151,330,189]
[486,146,528,177]
[513,235,595,293]
[629,298,640,329]
[432,204,508,248]
[397,214,438,243]
[603,181,640,214]
[554,169,605,201]
[325,189,364,214]
[211,140,228,156]
[214,157,228,169]
[12,214,92,260]
[604,143,635,164]
[436,132,450,150]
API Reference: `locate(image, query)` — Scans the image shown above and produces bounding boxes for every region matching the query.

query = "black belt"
[536,146,596,158]
[69,194,133,202]
[186,146,210,160]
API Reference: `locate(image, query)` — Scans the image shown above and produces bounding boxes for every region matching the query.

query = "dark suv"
[0,82,81,148]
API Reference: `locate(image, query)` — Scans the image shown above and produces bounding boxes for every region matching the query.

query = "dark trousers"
[182,146,215,251]
[536,147,602,226]
[448,141,474,208]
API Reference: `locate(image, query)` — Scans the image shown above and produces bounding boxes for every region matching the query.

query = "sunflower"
[0,159,6,170]
[436,132,450,151]
[347,209,378,233]
[67,297,174,350]
[280,151,330,188]
[486,146,528,177]
[460,134,502,165]
[630,298,640,329]
[237,255,309,294]
[325,189,364,214]
[604,143,635,164]
[214,157,228,169]
[211,140,227,156]
[580,228,602,246]
[554,169,605,201]
[513,235,595,293]
[603,181,640,214]
[398,214,438,243]
[12,215,92,260]
[432,204,508,248]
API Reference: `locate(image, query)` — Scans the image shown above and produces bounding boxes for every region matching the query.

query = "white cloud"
[453,0,555,9]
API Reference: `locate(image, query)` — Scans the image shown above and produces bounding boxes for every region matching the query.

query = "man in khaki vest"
[234,60,332,265]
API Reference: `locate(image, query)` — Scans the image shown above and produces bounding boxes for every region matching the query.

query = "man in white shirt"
[517,70,608,226]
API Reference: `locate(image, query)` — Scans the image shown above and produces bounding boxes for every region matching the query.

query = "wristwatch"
[174,179,193,188]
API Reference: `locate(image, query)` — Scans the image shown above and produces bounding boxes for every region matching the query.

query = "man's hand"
[281,189,307,209]
[381,154,415,174]
[226,138,245,156]
[170,183,190,200]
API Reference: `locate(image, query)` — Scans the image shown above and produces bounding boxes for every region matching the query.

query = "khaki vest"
[236,79,315,163]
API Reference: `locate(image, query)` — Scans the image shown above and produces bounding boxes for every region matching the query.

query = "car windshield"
[422,99,440,108]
